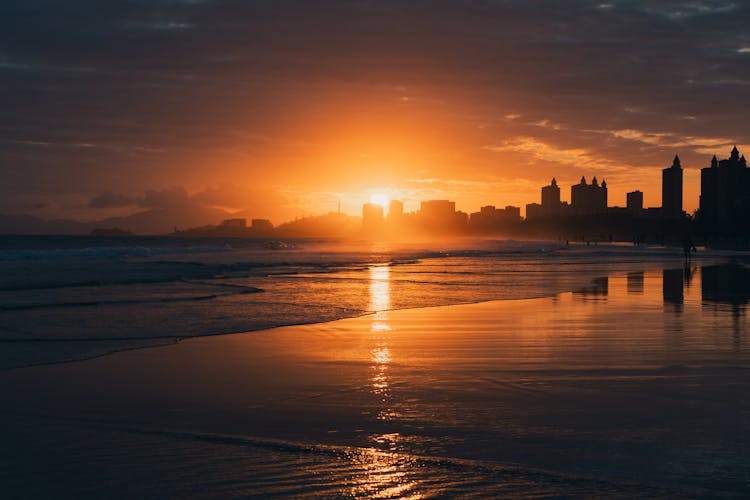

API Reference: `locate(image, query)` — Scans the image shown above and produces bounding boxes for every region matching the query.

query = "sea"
[2,235,749,497]
[0,235,707,370]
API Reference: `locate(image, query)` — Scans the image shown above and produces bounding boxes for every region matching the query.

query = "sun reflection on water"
[369,265,394,420]
[344,446,424,499]
[341,265,425,498]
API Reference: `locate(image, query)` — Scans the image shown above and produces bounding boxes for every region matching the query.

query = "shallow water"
[2,262,749,497]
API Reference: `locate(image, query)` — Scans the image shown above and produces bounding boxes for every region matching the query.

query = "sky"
[2,0,750,223]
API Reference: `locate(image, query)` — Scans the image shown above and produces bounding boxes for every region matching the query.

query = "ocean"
[1,236,749,497]
[0,235,703,370]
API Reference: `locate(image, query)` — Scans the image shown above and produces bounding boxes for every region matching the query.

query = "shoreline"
[1,253,731,372]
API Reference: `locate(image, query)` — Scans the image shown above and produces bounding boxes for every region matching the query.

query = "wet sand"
[2,265,749,497]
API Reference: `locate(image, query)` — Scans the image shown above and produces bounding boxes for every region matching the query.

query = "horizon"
[4,2,750,225]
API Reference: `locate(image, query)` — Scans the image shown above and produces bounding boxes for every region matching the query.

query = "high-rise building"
[571,176,607,214]
[626,190,643,213]
[419,200,455,222]
[699,146,750,227]
[662,155,683,218]
[362,202,384,230]
[387,199,403,220]
[541,178,561,216]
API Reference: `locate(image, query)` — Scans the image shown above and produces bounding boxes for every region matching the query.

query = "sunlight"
[369,193,390,210]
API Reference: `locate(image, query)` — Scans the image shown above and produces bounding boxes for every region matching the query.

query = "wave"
[43,419,682,498]
[0,286,262,312]
[0,245,233,261]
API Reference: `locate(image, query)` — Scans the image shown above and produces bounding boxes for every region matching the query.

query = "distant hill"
[0,214,90,235]
[275,212,361,238]
[0,204,233,235]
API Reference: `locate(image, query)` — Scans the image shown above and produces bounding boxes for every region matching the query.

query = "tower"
[662,155,683,218]
[541,178,561,216]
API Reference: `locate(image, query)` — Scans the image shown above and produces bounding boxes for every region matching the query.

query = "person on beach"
[683,235,696,261]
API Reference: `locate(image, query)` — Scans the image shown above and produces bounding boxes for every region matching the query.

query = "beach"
[2,261,749,497]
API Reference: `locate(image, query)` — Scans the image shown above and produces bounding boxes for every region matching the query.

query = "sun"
[369,193,390,209]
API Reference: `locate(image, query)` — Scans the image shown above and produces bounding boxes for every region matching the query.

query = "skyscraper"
[699,146,750,227]
[541,178,561,216]
[362,202,384,230]
[387,199,403,220]
[662,155,683,218]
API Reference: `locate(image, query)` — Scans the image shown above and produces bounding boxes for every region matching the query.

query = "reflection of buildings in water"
[574,276,608,298]
[701,264,750,349]
[662,268,684,308]
[701,264,750,308]
[627,271,644,294]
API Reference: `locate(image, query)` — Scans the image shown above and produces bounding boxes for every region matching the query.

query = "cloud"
[638,1,739,20]
[483,137,625,172]
[608,128,739,154]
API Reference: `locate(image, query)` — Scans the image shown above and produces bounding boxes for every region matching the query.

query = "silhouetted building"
[699,146,750,228]
[662,155,683,218]
[470,204,522,226]
[221,218,246,228]
[541,178,561,216]
[525,203,542,220]
[362,202,384,230]
[420,200,455,223]
[626,190,643,213]
[571,176,607,214]
[455,211,469,227]
[388,200,403,220]
[504,205,521,220]
[251,219,273,231]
